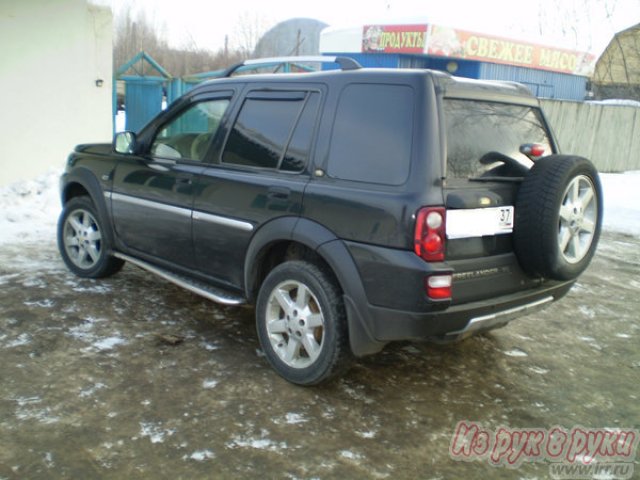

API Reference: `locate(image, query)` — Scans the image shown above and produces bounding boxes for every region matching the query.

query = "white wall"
[0,0,112,187]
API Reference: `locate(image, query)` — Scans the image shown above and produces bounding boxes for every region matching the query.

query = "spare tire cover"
[513,155,603,280]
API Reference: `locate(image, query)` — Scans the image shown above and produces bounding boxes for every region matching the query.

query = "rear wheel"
[256,261,351,385]
[57,196,124,278]
[514,155,602,280]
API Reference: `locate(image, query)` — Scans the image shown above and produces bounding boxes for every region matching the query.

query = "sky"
[104,0,640,56]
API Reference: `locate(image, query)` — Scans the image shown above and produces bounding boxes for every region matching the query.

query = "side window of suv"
[222,91,319,172]
[328,84,414,185]
[151,98,230,161]
[281,93,320,172]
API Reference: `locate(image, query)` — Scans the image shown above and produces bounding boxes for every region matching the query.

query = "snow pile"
[0,169,638,247]
[0,169,61,246]
[601,170,640,236]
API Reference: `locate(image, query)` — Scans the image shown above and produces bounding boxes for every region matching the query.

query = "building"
[592,23,640,101]
[254,18,328,58]
[0,0,113,187]
[320,24,595,101]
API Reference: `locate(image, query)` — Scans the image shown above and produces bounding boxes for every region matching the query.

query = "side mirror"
[114,131,137,154]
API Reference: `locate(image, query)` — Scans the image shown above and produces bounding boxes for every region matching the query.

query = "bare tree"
[534,0,620,52]
[113,6,245,77]
[230,12,273,58]
[113,6,168,74]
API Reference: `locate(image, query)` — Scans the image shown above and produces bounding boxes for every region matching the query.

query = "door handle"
[176,176,192,186]
[267,187,290,200]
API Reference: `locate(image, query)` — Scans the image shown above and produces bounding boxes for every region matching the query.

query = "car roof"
[195,66,538,107]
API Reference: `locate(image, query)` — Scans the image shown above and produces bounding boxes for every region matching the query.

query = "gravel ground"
[0,231,638,479]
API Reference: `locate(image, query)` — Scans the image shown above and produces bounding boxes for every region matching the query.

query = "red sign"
[426,25,595,76]
[362,24,428,54]
[359,23,595,76]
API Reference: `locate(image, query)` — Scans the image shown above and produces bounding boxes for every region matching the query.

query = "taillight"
[426,274,452,300]
[414,207,446,262]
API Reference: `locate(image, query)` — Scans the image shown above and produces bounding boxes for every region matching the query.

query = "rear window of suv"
[444,99,552,179]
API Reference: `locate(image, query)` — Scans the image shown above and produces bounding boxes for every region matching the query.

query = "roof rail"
[220,56,362,77]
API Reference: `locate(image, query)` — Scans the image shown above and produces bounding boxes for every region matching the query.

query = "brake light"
[414,207,446,262]
[520,143,546,159]
[426,274,452,300]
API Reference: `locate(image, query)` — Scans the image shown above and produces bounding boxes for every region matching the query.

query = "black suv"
[58,56,602,385]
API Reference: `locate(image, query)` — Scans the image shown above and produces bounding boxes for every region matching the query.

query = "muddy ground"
[0,231,638,479]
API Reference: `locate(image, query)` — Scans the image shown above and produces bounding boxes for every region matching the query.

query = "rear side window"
[281,93,320,172]
[328,84,414,185]
[222,91,319,172]
[444,99,552,179]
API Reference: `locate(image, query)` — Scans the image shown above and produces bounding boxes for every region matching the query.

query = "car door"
[111,94,233,268]
[192,87,322,289]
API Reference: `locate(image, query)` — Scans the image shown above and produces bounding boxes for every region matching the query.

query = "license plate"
[446,206,515,239]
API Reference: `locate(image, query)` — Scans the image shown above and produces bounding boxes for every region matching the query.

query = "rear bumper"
[318,238,574,356]
[360,278,573,342]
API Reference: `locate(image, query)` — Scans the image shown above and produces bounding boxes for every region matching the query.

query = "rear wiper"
[478,151,530,176]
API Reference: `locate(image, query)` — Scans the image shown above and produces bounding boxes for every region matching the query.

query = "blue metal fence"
[478,62,587,100]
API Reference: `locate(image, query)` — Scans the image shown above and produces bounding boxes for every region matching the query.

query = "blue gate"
[115,52,171,133]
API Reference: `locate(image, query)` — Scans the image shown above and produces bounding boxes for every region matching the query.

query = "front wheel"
[57,196,124,278]
[256,261,351,385]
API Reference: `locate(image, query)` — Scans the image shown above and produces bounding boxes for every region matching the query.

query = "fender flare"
[243,217,342,300]
[61,167,117,252]
[243,216,299,301]
[244,217,385,357]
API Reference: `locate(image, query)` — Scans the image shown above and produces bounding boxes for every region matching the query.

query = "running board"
[114,253,245,306]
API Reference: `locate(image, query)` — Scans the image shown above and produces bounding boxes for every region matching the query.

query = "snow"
[600,171,640,236]
[0,169,639,247]
[339,450,364,461]
[227,435,287,451]
[138,422,176,444]
[187,450,215,461]
[0,169,61,246]
[91,336,128,351]
[586,99,640,108]
[503,348,529,357]
[284,412,308,424]
[202,379,219,389]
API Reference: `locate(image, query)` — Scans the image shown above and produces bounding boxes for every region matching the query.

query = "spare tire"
[513,155,602,280]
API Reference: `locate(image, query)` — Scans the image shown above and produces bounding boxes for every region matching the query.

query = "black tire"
[513,155,602,280]
[57,196,124,278]
[256,260,351,386]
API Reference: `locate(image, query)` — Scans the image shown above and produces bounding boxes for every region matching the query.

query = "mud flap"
[344,295,386,357]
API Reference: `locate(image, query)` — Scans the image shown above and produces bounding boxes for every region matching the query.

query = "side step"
[114,253,246,306]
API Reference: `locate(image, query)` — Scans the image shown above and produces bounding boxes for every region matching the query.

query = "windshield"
[444,99,553,179]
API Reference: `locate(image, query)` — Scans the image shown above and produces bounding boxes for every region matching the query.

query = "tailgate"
[444,182,540,305]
